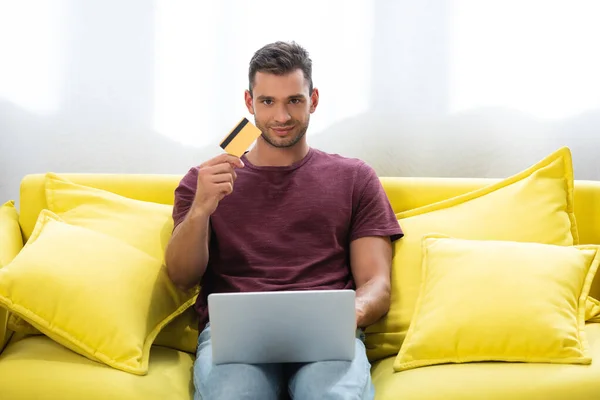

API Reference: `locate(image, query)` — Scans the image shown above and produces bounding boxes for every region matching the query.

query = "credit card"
[219,118,262,157]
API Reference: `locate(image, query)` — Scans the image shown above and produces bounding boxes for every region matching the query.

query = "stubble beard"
[255,118,309,149]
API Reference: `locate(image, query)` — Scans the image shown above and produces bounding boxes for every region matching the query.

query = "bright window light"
[0,1,64,115]
[449,0,600,119]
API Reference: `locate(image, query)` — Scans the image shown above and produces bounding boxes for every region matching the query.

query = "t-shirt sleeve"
[350,162,403,242]
[172,167,199,229]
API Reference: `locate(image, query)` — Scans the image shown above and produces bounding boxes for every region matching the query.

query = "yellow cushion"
[45,172,173,261]
[373,323,600,400]
[8,300,198,355]
[365,147,579,361]
[9,173,200,355]
[0,210,195,375]
[0,335,194,400]
[7,305,200,355]
[0,200,23,268]
[0,200,24,349]
[394,235,599,371]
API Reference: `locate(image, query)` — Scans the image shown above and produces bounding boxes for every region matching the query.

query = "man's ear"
[310,88,319,113]
[244,90,255,115]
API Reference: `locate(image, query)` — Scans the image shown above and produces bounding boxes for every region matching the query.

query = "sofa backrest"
[19,174,600,246]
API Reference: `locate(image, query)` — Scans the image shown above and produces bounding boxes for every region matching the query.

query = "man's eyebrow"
[255,94,307,101]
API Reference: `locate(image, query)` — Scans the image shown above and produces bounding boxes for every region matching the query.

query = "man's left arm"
[351,236,393,328]
[349,162,403,328]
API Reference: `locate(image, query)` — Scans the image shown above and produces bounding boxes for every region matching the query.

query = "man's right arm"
[165,206,211,290]
[165,154,244,290]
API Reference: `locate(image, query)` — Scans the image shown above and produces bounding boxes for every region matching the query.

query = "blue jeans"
[193,323,375,400]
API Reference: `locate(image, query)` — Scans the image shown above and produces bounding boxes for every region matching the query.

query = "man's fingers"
[200,154,244,169]
[216,182,233,196]
[232,169,237,181]
[211,172,235,185]
[204,163,236,177]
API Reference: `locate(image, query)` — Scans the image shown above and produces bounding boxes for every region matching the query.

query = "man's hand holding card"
[191,118,262,216]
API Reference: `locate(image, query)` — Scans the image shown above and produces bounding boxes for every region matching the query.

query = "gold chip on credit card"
[219,118,262,157]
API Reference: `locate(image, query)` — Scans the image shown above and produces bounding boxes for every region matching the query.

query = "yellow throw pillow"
[0,200,24,349]
[0,210,196,375]
[394,235,600,371]
[0,200,23,268]
[365,147,579,361]
[8,304,201,355]
[45,172,173,261]
[9,173,200,354]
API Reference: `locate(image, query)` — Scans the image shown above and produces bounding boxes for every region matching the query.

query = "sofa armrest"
[0,201,24,353]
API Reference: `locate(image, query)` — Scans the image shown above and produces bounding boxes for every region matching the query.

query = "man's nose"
[274,105,292,124]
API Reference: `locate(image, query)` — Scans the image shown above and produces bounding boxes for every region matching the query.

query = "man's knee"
[288,338,374,400]
[199,382,277,400]
[194,362,283,400]
[290,366,373,400]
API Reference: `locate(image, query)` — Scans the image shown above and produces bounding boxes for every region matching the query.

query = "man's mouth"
[271,126,294,136]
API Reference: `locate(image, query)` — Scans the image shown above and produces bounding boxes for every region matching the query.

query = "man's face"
[245,69,319,148]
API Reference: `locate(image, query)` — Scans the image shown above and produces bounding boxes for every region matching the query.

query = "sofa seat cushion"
[372,323,600,400]
[0,336,194,400]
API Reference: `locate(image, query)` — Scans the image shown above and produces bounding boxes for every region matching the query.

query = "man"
[165,41,403,400]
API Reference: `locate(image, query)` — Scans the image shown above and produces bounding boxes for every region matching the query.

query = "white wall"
[1,0,599,204]
[0,0,213,205]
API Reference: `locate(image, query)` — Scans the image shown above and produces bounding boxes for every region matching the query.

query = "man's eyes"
[261,99,302,105]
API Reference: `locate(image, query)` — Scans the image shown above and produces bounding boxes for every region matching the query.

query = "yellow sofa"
[1,172,600,400]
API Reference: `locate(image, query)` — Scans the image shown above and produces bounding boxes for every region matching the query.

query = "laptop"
[207,289,356,365]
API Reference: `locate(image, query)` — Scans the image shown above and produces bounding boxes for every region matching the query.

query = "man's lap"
[193,323,374,400]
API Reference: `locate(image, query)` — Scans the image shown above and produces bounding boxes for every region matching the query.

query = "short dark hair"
[248,41,313,95]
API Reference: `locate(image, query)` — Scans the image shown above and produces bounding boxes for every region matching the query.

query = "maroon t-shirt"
[172,148,403,330]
